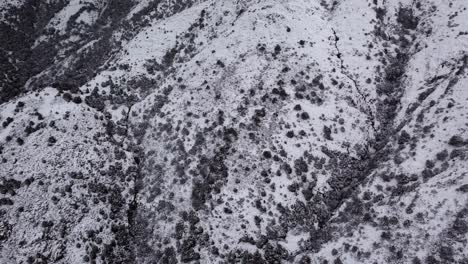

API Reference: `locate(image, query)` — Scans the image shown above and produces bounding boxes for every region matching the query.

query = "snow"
[1,0,468,263]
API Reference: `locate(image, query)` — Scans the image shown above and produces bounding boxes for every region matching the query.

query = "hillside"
[1,0,467,263]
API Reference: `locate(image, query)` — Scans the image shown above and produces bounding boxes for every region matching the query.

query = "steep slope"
[0,0,467,263]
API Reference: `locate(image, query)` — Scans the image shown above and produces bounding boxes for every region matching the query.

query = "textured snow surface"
[1,0,468,263]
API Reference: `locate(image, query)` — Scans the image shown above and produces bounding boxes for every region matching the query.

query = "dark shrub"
[448,135,465,147]
[397,7,419,30]
[323,126,332,140]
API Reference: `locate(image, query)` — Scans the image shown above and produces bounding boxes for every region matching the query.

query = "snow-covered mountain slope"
[1,0,467,263]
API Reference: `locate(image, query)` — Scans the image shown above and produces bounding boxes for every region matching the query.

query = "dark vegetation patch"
[448,135,466,147]
[0,0,67,103]
[396,6,419,30]
[191,147,231,211]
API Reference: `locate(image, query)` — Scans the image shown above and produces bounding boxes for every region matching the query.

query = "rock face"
[1,0,468,263]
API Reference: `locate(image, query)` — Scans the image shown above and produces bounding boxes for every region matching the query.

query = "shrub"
[448,135,465,147]
[323,126,332,140]
[397,7,419,30]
